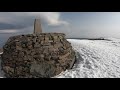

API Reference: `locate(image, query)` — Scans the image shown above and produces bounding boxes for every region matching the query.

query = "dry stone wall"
[1,33,76,78]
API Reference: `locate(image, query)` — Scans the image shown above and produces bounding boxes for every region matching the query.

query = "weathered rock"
[1,33,76,78]
[0,48,3,53]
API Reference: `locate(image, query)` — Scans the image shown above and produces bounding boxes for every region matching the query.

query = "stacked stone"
[0,48,3,52]
[1,33,75,78]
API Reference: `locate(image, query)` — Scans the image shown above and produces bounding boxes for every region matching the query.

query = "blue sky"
[1,12,120,47]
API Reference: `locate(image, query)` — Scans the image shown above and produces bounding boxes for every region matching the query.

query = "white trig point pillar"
[34,19,42,34]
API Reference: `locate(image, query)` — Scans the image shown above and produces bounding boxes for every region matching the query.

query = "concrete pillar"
[34,19,42,34]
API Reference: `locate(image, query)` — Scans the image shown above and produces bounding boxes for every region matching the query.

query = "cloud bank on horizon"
[0,12,69,34]
[1,12,120,39]
[11,12,69,26]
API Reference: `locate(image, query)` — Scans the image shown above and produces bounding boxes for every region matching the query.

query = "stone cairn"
[1,19,76,78]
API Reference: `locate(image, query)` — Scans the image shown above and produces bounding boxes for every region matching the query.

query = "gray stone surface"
[0,57,5,78]
[0,48,3,53]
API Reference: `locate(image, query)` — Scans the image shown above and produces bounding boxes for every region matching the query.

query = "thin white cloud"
[26,12,69,26]
[0,12,69,34]
[5,12,69,26]
[0,30,19,34]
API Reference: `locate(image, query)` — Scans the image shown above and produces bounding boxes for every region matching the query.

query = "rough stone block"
[1,33,76,78]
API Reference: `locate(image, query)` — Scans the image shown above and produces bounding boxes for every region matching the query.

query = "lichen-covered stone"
[1,33,76,78]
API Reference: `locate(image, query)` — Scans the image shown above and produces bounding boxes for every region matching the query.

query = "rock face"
[0,48,3,53]
[1,33,76,78]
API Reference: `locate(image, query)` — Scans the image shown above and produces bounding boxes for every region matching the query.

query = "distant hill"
[67,37,111,41]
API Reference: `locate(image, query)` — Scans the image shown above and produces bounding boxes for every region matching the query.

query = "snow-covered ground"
[55,38,120,78]
[1,38,120,78]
